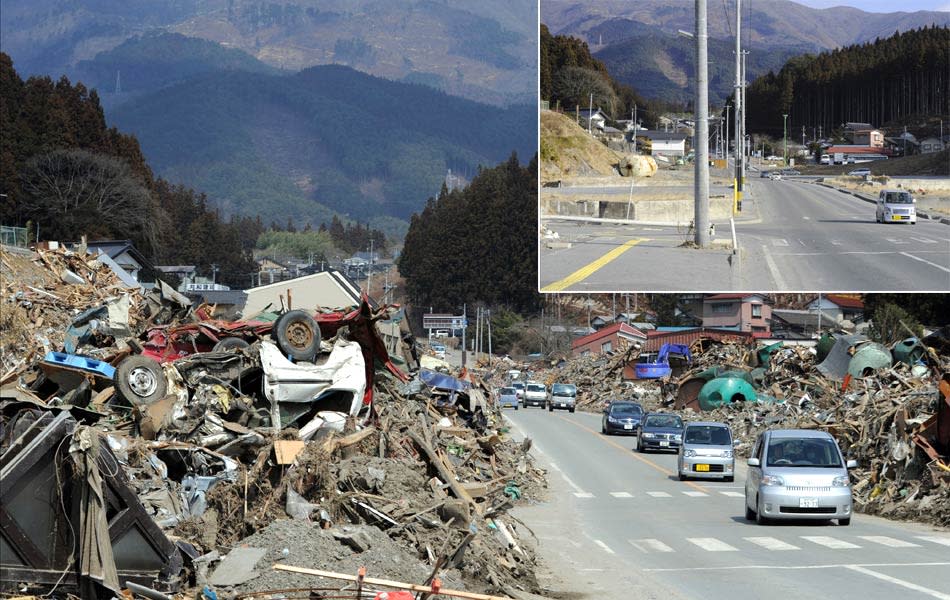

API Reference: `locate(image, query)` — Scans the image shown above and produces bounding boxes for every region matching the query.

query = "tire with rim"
[273,310,321,362]
[755,497,769,525]
[213,337,250,352]
[115,355,167,406]
[745,498,756,521]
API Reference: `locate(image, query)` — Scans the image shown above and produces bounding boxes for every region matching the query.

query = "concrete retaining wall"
[541,195,734,223]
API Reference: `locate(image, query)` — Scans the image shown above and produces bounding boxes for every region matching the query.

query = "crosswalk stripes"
[910,237,938,244]
[800,535,861,549]
[719,491,745,497]
[744,536,799,551]
[629,539,674,553]
[573,492,594,498]
[687,537,738,552]
[682,491,709,497]
[609,492,633,498]
[916,536,950,547]
[646,491,672,498]
[857,535,920,548]
[622,534,950,554]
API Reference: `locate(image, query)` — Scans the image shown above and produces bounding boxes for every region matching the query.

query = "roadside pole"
[734,0,743,213]
[694,0,710,247]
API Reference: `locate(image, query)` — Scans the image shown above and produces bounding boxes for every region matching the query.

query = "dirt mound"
[540,110,622,182]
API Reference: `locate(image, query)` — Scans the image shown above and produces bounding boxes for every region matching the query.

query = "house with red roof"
[571,323,648,357]
[807,295,865,323]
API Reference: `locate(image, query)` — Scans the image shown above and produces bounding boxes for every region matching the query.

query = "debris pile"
[0,246,549,600]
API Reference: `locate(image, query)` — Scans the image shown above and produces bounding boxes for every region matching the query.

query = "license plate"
[893,216,905,220]
[659,441,670,447]
[623,424,633,430]
[800,497,819,508]
[695,464,710,472]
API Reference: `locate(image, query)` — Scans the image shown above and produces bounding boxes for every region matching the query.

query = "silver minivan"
[876,189,917,224]
[745,429,857,526]
[678,421,735,481]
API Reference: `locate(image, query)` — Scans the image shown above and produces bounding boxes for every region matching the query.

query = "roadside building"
[639,131,688,157]
[571,323,648,357]
[806,294,865,323]
[701,294,771,333]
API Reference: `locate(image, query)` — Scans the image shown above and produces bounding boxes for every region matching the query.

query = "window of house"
[712,303,732,314]
[601,341,612,353]
[581,350,590,357]
[751,304,762,317]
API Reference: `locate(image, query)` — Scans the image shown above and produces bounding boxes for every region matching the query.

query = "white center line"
[801,536,861,549]
[549,462,589,496]
[687,537,739,552]
[682,491,709,497]
[646,491,672,498]
[744,537,800,551]
[917,536,950,547]
[594,540,615,555]
[720,491,745,497]
[610,491,633,498]
[629,538,675,553]
[858,535,920,548]
[761,244,788,289]
[900,251,950,274]
[844,565,950,600]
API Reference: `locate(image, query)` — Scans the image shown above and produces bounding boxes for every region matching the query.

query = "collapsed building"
[0,246,550,600]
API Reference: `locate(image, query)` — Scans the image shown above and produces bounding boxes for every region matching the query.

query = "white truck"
[548,383,577,413]
[523,381,547,409]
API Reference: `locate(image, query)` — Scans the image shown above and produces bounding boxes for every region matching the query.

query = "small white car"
[848,167,871,177]
[876,189,917,224]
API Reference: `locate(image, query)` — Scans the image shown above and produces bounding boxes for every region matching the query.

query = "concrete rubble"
[0,246,551,599]
[517,330,950,528]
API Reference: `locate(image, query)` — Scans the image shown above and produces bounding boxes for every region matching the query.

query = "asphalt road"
[539,179,950,291]
[506,408,950,600]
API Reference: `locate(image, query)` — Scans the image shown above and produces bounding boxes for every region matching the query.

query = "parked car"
[547,383,576,412]
[431,343,446,360]
[637,413,684,452]
[820,154,831,165]
[678,422,735,481]
[745,429,857,526]
[601,400,644,435]
[847,167,871,177]
[768,172,782,180]
[876,189,917,224]
[523,381,547,408]
[497,387,519,410]
[759,170,772,178]
[780,168,800,176]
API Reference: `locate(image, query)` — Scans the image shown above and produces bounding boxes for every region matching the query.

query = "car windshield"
[500,387,515,395]
[767,438,842,467]
[512,383,524,390]
[685,425,731,445]
[527,384,545,393]
[552,384,576,396]
[610,403,641,416]
[884,192,913,204]
[644,415,683,428]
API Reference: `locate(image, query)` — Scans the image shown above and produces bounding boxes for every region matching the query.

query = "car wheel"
[569,407,575,413]
[273,309,321,362]
[839,517,851,526]
[602,423,607,434]
[115,355,167,406]
[678,471,687,481]
[636,438,643,452]
[548,404,553,412]
[745,500,756,522]
[514,405,518,411]
[213,337,250,352]
[755,498,769,525]
[724,475,734,483]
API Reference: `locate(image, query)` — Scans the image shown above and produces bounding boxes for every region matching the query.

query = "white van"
[875,189,917,224]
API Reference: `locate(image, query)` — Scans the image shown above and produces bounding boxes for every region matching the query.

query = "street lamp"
[783,113,789,167]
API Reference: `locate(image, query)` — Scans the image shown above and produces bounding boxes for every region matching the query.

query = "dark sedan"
[602,401,644,435]
[637,413,684,452]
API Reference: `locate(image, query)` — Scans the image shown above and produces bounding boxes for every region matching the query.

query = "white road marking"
[831,240,843,246]
[744,537,800,551]
[886,238,909,245]
[719,491,745,497]
[844,565,950,600]
[594,540,615,555]
[802,216,811,220]
[687,537,739,552]
[761,245,789,289]
[573,492,594,498]
[682,491,709,497]
[900,251,950,274]
[629,538,675,553]
[917,536,950,547]
[911,237,938,244]
[858,535,920,548]
[801,536,861,549]
[610,491,633,498]
[642,561,950,573]
[549,462,589,496]
[646,491,672,498]
[772,238,789,246]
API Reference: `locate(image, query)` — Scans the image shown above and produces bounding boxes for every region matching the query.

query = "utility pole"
[733,0,743,213]
[487,309,492,363]
[694,0,710,246]
[588,93,593,135]
[211,263,219,284]
[633,103,638,152]
[783,114,789,167]
[461,304,467,368]
[724,104,730,165]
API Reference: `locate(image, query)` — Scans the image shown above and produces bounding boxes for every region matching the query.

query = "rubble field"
[0,246,553,600]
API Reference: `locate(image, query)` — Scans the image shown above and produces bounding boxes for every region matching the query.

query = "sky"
[793,0,949,11]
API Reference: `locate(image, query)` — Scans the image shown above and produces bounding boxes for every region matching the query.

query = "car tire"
[755,498,769,525]
[213,337,250,352]
[839,517,851,526]
[514,405,518,411]
[745,500,756,522]
[636,438,643,452]
[548,405,553,412]
[678,471,687,481]
[569,407,575,413]
[602,423,607,434]
[724,475,734,483]
[115,355,167,406]
[273,309,321,362]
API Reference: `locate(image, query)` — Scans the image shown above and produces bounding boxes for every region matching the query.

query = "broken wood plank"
[408,430,478,512]
[273,440,306,464]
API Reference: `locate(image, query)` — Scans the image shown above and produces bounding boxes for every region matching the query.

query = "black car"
[637,412,685,452]
[602,401,644,435]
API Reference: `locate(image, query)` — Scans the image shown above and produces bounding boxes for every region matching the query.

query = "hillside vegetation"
[540,111,622,182]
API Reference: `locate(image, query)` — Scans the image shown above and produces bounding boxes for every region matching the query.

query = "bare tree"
[20,149,158,253]
[553,66,619,118]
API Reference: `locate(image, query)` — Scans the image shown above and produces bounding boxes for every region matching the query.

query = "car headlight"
[832,475,850,487]
[722,450,733,459]
[672,434,682,441]
[683,449,696,458]
[642,432,656,438]
[607,417,620,423]
[762,475,785,486]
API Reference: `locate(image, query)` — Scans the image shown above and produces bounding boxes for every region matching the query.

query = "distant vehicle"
[745,429,857,526]
[548,383,577,412]
[678,422,735,482]
[634,343,691,379]
[637,413,684,452]
[497,387,519,410]
[759,170,772,178]
[511,381,526,402]
[765,155,782,161]
[819,154,831,165]
[876,189,917,224]
[769,172,782,180]
[523,381,547,408]
[780,168,801,176]
[434,330,449,338]
[847,167,871,177]
[602,401,644,435]
[833,152,846,164]
[431,343,446,359]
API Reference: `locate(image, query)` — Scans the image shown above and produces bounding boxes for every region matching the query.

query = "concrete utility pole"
[724,104,730,164]
[461,304,467,368]
[694,0,710,247]
[783,114,789,166]
[734,0,743,213]
[588,93,593,135]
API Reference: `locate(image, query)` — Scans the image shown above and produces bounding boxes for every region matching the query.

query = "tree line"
[397,153,540,315]
[743,26,948,137]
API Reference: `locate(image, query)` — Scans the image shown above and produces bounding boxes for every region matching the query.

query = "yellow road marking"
[541,238,648,292]
[556,413,710,493]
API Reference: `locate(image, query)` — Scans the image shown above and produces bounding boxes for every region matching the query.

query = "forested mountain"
[743,26,949,137]
[398,154,539,314]
[1,0,537,106]
[0,53,260,287]
[108,60,535,231]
